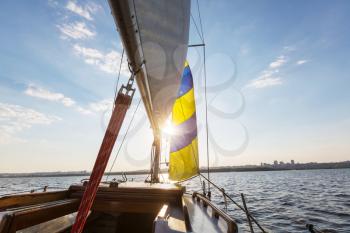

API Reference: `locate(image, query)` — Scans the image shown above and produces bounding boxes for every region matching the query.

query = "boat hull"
[0,182,237,233]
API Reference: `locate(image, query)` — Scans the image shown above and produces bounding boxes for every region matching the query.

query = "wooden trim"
[0,191,69,211]
[92,200,162,214]
[6,199,79,232]
[0,213,14,233]
[69,184,184,194]
[192,192,238,233]
[181,197,192,232]
[69,184,183,205]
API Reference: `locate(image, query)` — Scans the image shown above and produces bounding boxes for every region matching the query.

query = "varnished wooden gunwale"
[92,200,163,214]
[69,183,184,205]
[0,191,69,211]
[2,199,79,233]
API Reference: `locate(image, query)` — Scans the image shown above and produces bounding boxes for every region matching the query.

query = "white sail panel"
[109,0,191,131]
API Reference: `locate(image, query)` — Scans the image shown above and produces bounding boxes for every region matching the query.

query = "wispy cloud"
[25,85,75,107]
[248,55,287,89]
[24,84,115,116]
[57,22,95,40]
[88,99,113,112]
[75,99,113,115]
[0,103,61,144]
[269,55,287,68]
[65,1,100,21]
[73,44,129,75]
[296,60,309,65]
[248,77,282,88]
[248,70,282,89]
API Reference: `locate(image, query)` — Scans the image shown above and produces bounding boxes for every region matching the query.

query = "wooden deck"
[0,182,237,233]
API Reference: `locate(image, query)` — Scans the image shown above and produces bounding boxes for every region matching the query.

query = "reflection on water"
[1,169,349,232]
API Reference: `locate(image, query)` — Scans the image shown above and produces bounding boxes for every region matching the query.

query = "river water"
[1,169,349,232]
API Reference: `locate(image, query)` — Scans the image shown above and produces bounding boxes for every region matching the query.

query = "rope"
[106,98,142,181]
[113,49,125,109]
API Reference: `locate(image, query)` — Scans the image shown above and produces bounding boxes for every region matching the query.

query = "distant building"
[274,160,278,166]
[279,161,284,165]
[291,160,295,165]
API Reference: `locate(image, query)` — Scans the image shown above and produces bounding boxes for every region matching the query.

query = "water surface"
[1,169,349,232]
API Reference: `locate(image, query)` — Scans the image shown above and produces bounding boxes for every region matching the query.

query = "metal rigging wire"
[113,48,125,109]
[193,0,212,196]
[105,98,142,181]
[190,13,204,42]
[200,174,267,233]
[105,46,139,182]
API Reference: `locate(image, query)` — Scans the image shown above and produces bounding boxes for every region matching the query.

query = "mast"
[109,0,190,181]
[151,133,161,183]
[108,0,157,131]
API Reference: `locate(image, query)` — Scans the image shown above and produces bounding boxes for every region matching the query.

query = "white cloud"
[76,106,93,115]
[247,54,290,89]
[57,22,95,40]
[247,70,282,88]
[74,99,113,115]
[247,55,287,89]
[73,44,103,59]
[66,1,100,21]
[296,60,309,65]
[248,77,282,88]
[0,103,61,144]
[88,99,113,112]
[24,85,115,116]
[25,85,76,107]
[248,54,308,89]
[73,44,129,75]
[61,97,76,107]
[269,55,287,68]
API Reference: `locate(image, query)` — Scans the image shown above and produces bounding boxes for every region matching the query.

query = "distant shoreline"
[1,161,349,178]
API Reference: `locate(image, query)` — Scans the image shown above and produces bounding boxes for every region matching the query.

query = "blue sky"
[0,0,349,172]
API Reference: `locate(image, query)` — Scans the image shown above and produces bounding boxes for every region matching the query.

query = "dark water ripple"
[0,169,349,232]
[182,169,350,233]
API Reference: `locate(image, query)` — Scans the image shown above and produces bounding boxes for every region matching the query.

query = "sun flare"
[161,120,175,136]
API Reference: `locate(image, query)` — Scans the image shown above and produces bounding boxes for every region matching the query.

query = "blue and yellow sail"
[169,61,199,181]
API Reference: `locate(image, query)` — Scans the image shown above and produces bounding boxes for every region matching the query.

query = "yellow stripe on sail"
[169,138,198,181]
[172,88,195,126]
[169,61,199,181]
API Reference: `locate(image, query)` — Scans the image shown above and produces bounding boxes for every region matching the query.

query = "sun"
[161,120,175,136]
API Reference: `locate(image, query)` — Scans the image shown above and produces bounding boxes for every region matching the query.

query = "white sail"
[109,0,191,131]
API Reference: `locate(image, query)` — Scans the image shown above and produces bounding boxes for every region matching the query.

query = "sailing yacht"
[0,1,264,232]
